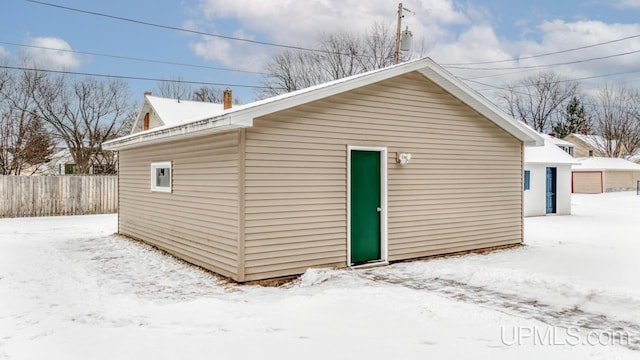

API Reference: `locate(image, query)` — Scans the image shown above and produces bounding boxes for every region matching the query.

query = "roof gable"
[130,95,226,134]
[105,58,543,151]
[525,134,580,165]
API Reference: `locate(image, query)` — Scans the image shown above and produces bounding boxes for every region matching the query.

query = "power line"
[445,48,640,71]
[0,64,280,90]
[0,40,269,76]
[23,0,332,55]
[442,33,640,66]
[22,0,640,73]
[465,68,640,88]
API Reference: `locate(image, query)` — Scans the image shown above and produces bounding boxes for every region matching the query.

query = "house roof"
[572,157,640,171]
[566,134,616,152]
[525,134,581,165]
[104,57,543,151]
[546,135,574,147]
[132,95,227,130]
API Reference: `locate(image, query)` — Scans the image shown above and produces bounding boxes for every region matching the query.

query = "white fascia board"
[526,160,582,165]
[417,66,544,147]
[103,115,250,150]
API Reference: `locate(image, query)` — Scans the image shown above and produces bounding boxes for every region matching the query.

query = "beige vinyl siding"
[118,131,240,279]
[572,172,602,193]
[563,135,603,158]
[603,170,640,191]
[242,71,523,281]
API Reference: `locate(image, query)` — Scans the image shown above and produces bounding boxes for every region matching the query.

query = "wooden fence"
[0,176,118,218]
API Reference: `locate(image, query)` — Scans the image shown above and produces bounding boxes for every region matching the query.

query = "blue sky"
[2,0,640,104]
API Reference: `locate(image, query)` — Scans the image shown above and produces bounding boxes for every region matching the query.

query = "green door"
[350,150,381,265]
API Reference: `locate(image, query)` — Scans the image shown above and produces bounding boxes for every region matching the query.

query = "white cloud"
[187,0,469,70]
[23,37,82,70]
[0,46,7,58]
[430,25,511,65]
[516,21,640,87]
[613,0,640,8]
[185,0,640,101]
[189,29,270,72]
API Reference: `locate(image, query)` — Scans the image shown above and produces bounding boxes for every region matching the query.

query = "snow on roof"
[145,95,227,127]
[525,134,580,165]
[105,57,543,151]
[546,135,574,147]
[568,134,615,152]
[572,157,640,171]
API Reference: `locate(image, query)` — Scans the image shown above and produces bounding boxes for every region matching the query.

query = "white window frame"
[150,161,172,193]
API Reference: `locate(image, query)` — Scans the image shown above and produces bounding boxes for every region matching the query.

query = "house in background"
[131,91,225,133]
[47,148,77,175]
[22,148,76,175]
[43,148,114,175]
[572,157,640,193]
[547,135,575,156]
[524,134,580,217]
[104,58,542,282]
[563,133,621,158]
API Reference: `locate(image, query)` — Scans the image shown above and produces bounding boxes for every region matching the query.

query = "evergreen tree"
[552,96,591,138]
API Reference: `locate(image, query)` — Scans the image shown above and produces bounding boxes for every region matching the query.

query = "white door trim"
[346,145,388,266]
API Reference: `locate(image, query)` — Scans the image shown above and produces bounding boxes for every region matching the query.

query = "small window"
[151,161,172,192]
[65,164,75,175]
[524,170,531,191]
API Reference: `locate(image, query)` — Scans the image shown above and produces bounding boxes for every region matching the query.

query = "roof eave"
[526,160,582,165]
[106,57,545,150]
[103,116,251,151]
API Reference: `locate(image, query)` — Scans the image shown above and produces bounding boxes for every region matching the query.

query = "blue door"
[546,167,557,214]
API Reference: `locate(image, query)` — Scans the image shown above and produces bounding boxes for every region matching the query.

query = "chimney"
[144,91,152,97]
[223,88,232,110]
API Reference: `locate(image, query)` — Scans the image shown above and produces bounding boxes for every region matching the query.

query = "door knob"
[376,207,382,212]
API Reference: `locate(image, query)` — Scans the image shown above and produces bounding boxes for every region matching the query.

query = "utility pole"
[395,2,412,64]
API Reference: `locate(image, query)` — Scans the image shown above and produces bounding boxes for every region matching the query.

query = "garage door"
[572,172,602,193]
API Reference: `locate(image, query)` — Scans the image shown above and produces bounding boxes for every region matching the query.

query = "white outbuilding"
[524,134,580,216]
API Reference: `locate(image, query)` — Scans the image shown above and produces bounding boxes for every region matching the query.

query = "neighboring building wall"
[242,71,523,281]
[572,172,603,193]
[555,165,573,214]
[524,164,544,216]
[524,164,572,216]
[603,171,640,192]
[118,132,240,279]
[562,134,603,158]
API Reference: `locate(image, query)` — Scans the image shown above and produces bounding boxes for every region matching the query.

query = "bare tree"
[0,67,53,175]
[316,31,365,80]
[192,86,223,103]
[156,75,192,100]
[259,22,397,98]
[359,22,397,70]
[591,84,640,158]
[499,71,579,133]
[259,50,326,98]
[29,74,135,174]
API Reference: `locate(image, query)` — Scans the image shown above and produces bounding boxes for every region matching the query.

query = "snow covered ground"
[1,192,639,359]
